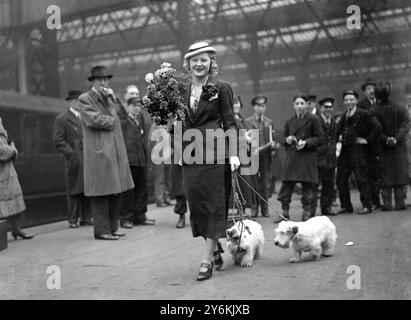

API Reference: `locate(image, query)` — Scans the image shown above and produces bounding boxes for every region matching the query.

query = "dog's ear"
[291,226,298,235]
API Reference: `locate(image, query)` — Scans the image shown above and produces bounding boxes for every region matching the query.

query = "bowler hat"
[65,90,82,101]
[404,84,411,94]
[342,90,359,99]
[319,97,335,106]
[184,41,216,60]
[87,66,113,81]
[251,96,267,105]
[361,78,377,91]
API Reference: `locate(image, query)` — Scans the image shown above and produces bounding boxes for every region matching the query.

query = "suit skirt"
[183,162,231,239]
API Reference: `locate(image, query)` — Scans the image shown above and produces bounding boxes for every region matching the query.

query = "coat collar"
[65,108,82,128]
[185,76,217,122]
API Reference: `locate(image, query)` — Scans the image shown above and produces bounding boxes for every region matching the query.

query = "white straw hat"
[184,41,216,60]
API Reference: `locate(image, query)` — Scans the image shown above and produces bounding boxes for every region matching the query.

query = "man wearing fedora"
[245,96,276,217]
[358,78,383,209]
[78,66,134,240]
[53,90,92,228]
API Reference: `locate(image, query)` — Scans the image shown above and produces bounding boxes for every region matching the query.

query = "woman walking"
[181,41,240,281]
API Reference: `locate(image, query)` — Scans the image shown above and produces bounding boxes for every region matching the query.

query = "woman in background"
[0,118,33,240]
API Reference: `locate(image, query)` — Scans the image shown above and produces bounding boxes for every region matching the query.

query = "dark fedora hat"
[251,95,267,105]
[404,84,411,94]
[361,78,377,91]
[65,90,82,101]
[87,66,113,81]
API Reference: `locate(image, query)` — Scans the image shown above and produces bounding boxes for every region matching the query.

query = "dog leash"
[234,171,289,222]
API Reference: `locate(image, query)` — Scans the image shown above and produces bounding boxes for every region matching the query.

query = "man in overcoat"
[372,82,411,210]
[78,66,134,240]
[53,90,92,228]
[276,94,324,223]
[245,96,275,218]
[315,97,338,216]
[336,90,381,215]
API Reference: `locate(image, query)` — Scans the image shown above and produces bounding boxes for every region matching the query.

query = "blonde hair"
[183,52,219,76]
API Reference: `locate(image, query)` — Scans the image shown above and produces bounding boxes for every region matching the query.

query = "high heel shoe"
[11,231,34,240]
[197,261,214,281]
[213,250,224,270]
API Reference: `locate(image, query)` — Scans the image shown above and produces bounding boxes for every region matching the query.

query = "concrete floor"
[1,190,410,300]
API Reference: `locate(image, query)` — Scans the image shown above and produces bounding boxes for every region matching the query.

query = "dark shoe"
[261,211,270,217]
[94,234,119,240]
[176,215,185,228]
[395,206,406,211]
[358,208,372,215]
[337,208,353,214]
[251,209,258,218]
[135,219,156,226]
[381,206,392,211]
[111,230,126,237]
[322,208,337,216]
[156,202,168,207]
[79,219,93,226]
[69,222,79,229]
[121,222,133,229]
[11,231,34,240]
[214,241,224,271]
[197,262,213,281]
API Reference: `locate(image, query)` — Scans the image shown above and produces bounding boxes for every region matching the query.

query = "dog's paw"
[289,257,300,263]
[240,260,253,267]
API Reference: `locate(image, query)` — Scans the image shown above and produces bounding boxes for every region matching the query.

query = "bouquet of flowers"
[141,62,187,126]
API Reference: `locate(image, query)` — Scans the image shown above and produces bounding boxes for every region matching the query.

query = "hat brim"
[184,47,216,60]
[361,82,376,91]
[88,75,113,81]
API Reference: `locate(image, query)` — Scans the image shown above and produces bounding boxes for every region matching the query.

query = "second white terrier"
[273,216,337,263]
[226,219,264,267]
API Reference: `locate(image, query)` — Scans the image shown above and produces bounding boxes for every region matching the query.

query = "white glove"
[230,156,241,171]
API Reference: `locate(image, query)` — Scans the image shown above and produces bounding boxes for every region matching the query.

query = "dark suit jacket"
[118,106,147,167]
[182,78,237,164]
[53,109,84,195]
[316,115,337,169]
[336,107,381,147]
[358,98,375,110]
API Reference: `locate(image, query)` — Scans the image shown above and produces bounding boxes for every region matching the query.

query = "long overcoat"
[281,112,323,184]
[78,89,134,196]
[373,100,411,186]
[405,103,411,178]
[53,110,85,195]
[0,118,26,219]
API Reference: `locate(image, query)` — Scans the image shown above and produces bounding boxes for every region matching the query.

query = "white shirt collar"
[70,107,81,118]
[347,106,357,117]
[321,114,331,123]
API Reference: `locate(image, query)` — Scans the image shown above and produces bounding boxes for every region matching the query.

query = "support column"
[16,30,28,94]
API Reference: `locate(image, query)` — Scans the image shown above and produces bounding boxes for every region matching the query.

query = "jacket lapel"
[190,77,216,121]
[66,109,82,129]
[290,113,309,136]
[89,89,111,115]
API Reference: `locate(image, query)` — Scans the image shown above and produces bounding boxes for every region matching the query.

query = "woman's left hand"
[230,156,240,171]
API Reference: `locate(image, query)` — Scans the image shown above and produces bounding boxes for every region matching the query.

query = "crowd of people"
[1,40,411,282]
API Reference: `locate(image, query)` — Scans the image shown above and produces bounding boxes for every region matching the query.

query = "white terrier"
[273,216,337,263]
[226,219,264,267]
